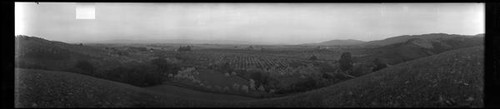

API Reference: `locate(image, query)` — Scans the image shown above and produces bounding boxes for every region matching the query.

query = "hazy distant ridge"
[301,39,366,46]
[96,39,264,45]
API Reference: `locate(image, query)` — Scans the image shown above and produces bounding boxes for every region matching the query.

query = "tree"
[339,52,353,73]
[104,64,163,87]
[372,58,387,72]
[151,58,179,75]
[249,71,277,88]
[295,77,318,90]
[177,46,192,52]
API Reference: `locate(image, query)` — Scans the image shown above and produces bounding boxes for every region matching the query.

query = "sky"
[15,3,484,44]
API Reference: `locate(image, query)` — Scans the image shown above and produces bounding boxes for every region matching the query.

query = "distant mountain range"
[301,39,366,46]
[95,39,260,45]
[302,33,483,47]
[80,33,484,46]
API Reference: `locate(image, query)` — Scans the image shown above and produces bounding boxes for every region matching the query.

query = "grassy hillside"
[146,85,255,101]
[14,35,170,87]
[360,36,483,65]
[15,46,483,107]
[15,68,253,108]
[361,33,482,47]
[15,35,136,73]
[247,46,483,107]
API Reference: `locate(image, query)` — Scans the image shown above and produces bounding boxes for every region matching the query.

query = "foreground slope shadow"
[15,46,483,107]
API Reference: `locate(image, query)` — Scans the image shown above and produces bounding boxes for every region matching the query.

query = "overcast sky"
[15,3,484,44]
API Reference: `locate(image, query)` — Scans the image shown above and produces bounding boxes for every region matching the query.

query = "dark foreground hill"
[15,35,135,73]
[15,68,255,108]
[15,46,483,107]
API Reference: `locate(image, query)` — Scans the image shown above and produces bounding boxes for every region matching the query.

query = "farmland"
[14,33,484,107]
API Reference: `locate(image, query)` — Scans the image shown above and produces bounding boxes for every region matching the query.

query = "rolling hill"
[358,35,483,65]
[15,35,139,73]
[15,46,483,107]
[360,33,483,47]
[250,46,483,107]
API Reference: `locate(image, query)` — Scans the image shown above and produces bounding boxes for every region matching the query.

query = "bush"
[339,52,353,73]
[249,71,267,85]
[177,46,192,52]
[372,58,388,72]
[216,62,233,73]
[293,77,318,91]
[351,63,372,77]
[314,62,336,73]
[275,77,319,94]
[248,71,279,90]
[151,57,180,75]
[101,58,182,87]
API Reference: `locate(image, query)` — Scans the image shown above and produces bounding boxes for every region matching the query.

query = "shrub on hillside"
[217,62,233,73]
[372,58,388,72]
[151,57,180,75]
[293,77,318,91]
[351,63,373,77]
[313,62,336,73]
[275,77,319,94]
[248,71,279,90]
[339,52,353,74]
[177,46,192,52]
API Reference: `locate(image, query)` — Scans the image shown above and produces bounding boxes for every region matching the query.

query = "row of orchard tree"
[177,45,192,52]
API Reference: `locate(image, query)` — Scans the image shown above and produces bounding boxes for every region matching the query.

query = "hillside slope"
[248,46,483,107]
[15,68,258,108]
[15,46,483,107]
[15,35,139,73]
[359,36,483,65]
[361,33,483,47]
